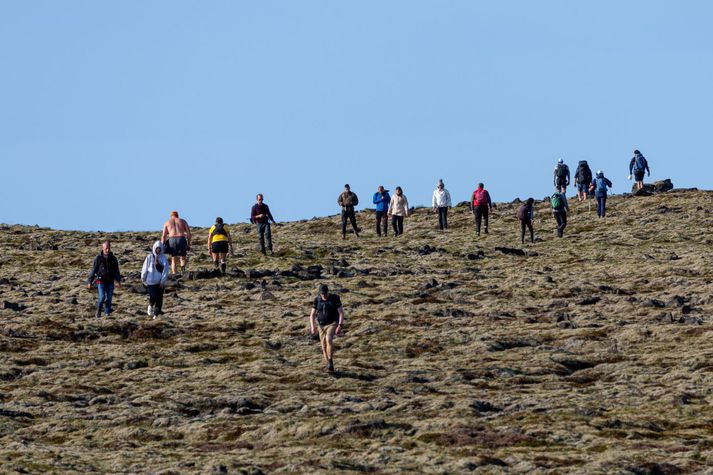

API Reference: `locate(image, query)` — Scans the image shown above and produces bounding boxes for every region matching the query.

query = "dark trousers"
[437,207,448,229]
[596,195,607,218]
[147,284,164,315]
[97,282,115,315]
[474,205,489,234]
[391,215,404,236]
[375,211,388,236]
[257,222,272,252]
[520,220,534,243]
[341,208,358,236]
[553,210,567,237]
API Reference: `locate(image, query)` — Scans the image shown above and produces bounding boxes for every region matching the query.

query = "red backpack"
[473,189,488,207]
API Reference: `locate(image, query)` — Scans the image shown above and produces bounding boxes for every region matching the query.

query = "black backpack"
[577,161,592,183]
[315,295,338,325]
[556,164,569,178]
[212,223,227,236]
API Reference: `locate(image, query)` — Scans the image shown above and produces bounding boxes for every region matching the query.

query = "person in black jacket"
[309,284,345,373]
[516,198,535,244]
[87,241,122,318]
[574,160,593,202]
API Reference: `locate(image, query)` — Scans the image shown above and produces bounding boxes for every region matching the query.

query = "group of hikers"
[86,150,652,372]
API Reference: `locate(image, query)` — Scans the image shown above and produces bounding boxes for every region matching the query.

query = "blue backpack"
[633,154,646,171]
[595,177,608,194]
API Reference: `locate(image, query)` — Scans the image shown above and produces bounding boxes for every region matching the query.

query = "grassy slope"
[1,189,712,474]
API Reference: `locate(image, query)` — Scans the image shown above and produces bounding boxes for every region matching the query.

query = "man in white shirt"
[431,179,452,230]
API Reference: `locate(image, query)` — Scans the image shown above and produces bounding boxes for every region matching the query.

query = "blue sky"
[1,1,711,231]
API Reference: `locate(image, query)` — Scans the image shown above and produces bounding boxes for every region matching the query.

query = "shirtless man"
[161,211,192,274]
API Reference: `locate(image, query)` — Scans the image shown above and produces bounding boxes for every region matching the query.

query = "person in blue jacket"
[590,170,613,218]
[372,185,391,237]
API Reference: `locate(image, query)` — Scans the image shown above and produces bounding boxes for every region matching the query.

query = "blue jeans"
[596,195,607,218]
[97,282,115,315]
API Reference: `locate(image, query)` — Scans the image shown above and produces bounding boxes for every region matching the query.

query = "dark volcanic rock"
[2,301,27,312]
[494,247,526,256]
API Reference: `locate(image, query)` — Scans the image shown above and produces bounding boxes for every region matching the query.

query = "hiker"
[550,190,570,238]
[309,284,344,373]
[590,170,613,218]
[250,194,277,255]
[517,198,536,244]
[629,150,650,190]
[471,183,493,236]
[553,159,570,193]
[574,160,593,201]
[161,211,192,274]
[86,241,122,318]
[372,185,391,237]
[431,179,452,230]
[387,186,409,236]
[141,241,170,319]
[208,217,234,272]
[337,184,360,239]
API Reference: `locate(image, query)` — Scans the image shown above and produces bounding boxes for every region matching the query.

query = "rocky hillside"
[1,187,712,474]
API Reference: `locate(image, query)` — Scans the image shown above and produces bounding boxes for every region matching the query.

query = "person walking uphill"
[387,186,409,237]
[372,186,391,237]
[162,211,192,274]
[553,159,570,193]
[141,241,170,319]
[208,217,234,272]
[309,284,344,373]
[517,198,536,244]
[338,184,360,239]
[471,183,493,236]
[250,194,277,255]
[629,150,650,191]
[87,241,122,318]
[574,160,593,201]
[432,179,452,230]
[590,170,613,218]
[550,190,570,238]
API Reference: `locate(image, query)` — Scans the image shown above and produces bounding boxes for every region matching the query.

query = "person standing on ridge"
[432,179,452,230]
[87,241,122,318]
[141,241,170,319]
[337,184,360,239]
[553,159,570,194]
[550,189,570,238]
[309,284,345,373]
[250,194,277,255]
[590,170,613,218]
[208,217,234,272]
[161,211,192,274]
[629,150,650,191]
[517,198,536,244]
[387,186,409,236]
[574,160,593,202]
[471,182,493,236]
[372,185,391,237]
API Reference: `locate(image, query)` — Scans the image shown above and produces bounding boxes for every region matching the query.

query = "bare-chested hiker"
[161,211,192,274]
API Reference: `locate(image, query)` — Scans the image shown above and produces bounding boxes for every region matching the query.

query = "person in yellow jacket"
[207,217,234,274]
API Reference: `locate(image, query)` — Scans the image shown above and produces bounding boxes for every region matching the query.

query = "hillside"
[1,188,713,474]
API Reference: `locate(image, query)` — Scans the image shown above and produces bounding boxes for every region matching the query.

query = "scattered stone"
[494,247,526,256]
[126,360,148,370]
[467,250,485,260]
[470,400,502,414]
[2,301,27,312]
[259,291,275,301]
[577,296,601,305]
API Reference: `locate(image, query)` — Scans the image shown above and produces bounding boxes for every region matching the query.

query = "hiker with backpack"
[141,241,170,319]
[590,171,613,218]
[470,183,493,236]
[337,184,360,239]
[250,194,277,255]
[553,159,570,193]
[574,160,593,201]
[161,211,192,274]
[207,217,234,273]
[86,241,122,318]
[372,185,391,237]
[550,190,570,238]
[629,150,650,190]
[431,179,452,230]
[516,198,536,244]
[309,284,345,373]
[387,186,409,236]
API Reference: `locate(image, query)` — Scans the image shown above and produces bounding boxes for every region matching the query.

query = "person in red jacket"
[471,183,493,236]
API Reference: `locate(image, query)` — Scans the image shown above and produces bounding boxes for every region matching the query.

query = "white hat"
[557,158,564,164]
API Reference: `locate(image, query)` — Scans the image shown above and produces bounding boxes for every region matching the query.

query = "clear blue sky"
[1,1,711,231]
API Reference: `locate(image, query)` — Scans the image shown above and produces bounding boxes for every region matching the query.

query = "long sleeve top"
[251,203,276,224]
[388,194,410,216]
[432,189,451,208]
[372,191,391,212]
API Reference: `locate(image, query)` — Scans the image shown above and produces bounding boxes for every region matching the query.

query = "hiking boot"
[327,359,334,373]
[484,228,488,234]
[261,249,267,255]
[95,308,102,318]
[268,250,274,256]
[147,304,153,317]
[213,260,219,269]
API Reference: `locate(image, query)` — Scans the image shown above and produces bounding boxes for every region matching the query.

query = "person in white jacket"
[431,179,452,230]
[387,186,410,236]
[141,241,170,318]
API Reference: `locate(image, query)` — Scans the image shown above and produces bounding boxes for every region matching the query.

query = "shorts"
[577,183,589,194]
[634,170,645,181]
[211,241,229,254]
[318,323,337,347]
[166,236,187,257]
[555,176,568,188]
